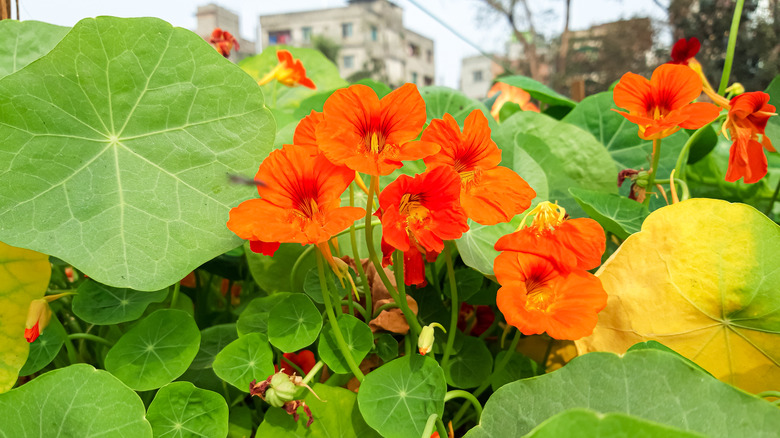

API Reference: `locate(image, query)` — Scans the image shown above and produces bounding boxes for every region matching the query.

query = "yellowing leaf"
[0,241,50,392]
[576,199,780,394]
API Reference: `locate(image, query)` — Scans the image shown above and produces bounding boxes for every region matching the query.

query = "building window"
[302,27,312,43]
[408,43,420,57]
[426,49,433,63]
[343,55,355,69]
[411,72,418,84]
[269,30,291,45]
[370,25,378,42]
[473,70,484,82]
[424,76,433,86]
[342,23,353,38]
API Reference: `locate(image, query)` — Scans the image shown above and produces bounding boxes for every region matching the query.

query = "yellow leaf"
[0,241,50,392]
[576,199,780,394]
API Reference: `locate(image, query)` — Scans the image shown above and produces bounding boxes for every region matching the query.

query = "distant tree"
[478,0,543,80]
[311,35,340,65]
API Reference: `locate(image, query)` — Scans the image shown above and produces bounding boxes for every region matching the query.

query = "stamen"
[370,133,380,153]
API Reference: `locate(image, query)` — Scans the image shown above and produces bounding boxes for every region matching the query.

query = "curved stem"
[349,184,372,320]
[441,242,459,370]
[67,333,113,347]
[673,116,726,180]
[765,177,780,217]
[435,418,448,438]
[317,251,365,381]
[445,390,483,422]
[170,281,181,308]
[643,138,662,207]
[421,413,438,438]
[718,0,746,95]
[290,245,316,292]
[340,300,367,319]
[301,360,325,385]
[372,301,400,318]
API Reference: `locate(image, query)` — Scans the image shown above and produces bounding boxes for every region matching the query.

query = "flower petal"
[461,166,535,225]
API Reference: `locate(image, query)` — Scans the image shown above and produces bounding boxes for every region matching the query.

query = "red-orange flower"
[209,28,239,58]
[316,83,440,176]
[721,91,777,183]
[487,82,540,121]
[613,64,720,139]
[294,110,324,152]
[422,110,535,225]
[258,49,316,89]
[377,166,469,286]
[276,350,317,376]
[668,37,700,65]
[494,251,607,340]
[494,202,605,274]
[227,145,364,251]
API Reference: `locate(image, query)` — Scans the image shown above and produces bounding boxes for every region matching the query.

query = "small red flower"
[669,37,700,65]
[722,92,777,183]
[276,350,317,376]
[209,28,239,58]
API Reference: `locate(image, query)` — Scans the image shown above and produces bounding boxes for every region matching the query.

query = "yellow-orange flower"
[487,82,540,121]
[613,64,720,140]
[422,110,535,225]
[258,50,316,89]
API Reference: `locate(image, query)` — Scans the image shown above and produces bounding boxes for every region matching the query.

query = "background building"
[196,4,256,62]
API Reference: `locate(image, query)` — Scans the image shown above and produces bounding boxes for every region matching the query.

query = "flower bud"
[418,322,446,356]
[24,299,52,343]
[264,372,300,408]
[725,82,745,96]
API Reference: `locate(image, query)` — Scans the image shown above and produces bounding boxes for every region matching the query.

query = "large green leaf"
[212,332,275,392]
[146,381,229,438]
[357,355,446,438]
[421,86,497,130]
[239,46,347,110]
[466,349,780,438]
[569,188,648,239]
[72,279,168,324]
[0,16,275,291]
[105,309,201,391]
[0,20,69,79]
[267,294,323,352]
[258,384,381,437]
[497,76,576,108]
[516,409,706,438]
[317,314,373,374]
[0,241,50,392]
[0,364,152,437]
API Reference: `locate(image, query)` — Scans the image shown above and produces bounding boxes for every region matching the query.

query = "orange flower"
[487,82,540,121]
[258,49,316,89]
[294,110,324,152]
[422,110,535,225]
[721,91,777,183]
[494,251,607,340]
[494,202,605,274]
[668,37,700,65]
[613,64,720,140]
[377,166,469,286]
[209,28,239,58]
[316,83,440,176]
[227,145,364,251]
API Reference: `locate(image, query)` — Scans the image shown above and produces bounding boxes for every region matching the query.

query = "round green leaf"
[0,20,69,79]
[212,332,275,392]
[376,333,399,363]
[422,85,497,130]
[105,309,201,391]
[497,76,576,108]
[490,350,539,392]
[304,266,349,304]
[19,316,66,376]
[569,187,648,239]
[357,355,446,438]
[444,335,493,388]
[468,349,780,438]
[236,293,291,336]
[258,384,381,437]
[0,16,275,291]
[191,324,238,370]
[0,364,152,437]
[442,268,484,302]
[72,279,168,325]
[146,381,228,438]
[318,314,373,374]
[267,293,323,352]
[514,409,707,438]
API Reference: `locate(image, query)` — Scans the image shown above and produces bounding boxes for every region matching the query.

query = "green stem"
[364,175,422,336]
[290,245,315,291]
[340,300,368,318]
[316,251,365,381]
[421,413,438,438]
[67,333,113,347]
[301,360,325,385]
[718,0,746,95]
[673,116,726,180]
[445,390,483,422]
[435,418,448,437]
[765,177,780,216]
[63,335,81,364]
[757,390,780,400]
[643,138,662,207]
[170,281,181,309]
[280,355,306,376]
[350,184,372,317]
[441,242,459,370]
[372,301,400,318]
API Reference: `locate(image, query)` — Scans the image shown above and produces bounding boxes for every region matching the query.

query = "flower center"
[293,198,320,219]
[525,278,555,312]
[365,132,386,154]
[525,201,565,234]
[399,193,429,222]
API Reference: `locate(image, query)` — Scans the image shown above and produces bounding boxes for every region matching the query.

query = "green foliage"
[0,20,69,79]
[569,188,648,239]
[518,409,707,438]
[19,317,66,376]
[267,294,323,352]
[444,335,493,388]
[72,280,168,324]
[497,76,577,108]
[317,314,373,374]
[422,86,497,130]
[146,382,229,438]
[212,332,275,392]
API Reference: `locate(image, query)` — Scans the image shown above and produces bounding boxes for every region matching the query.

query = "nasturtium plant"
[236,293,292,336]
[0,20,69,79]
[19,316,66,376]
[569,187,648,239]
[318,314,373,374]
[514,409,707,438]
[146,381,229,438]
[444,335,493,388]
[212,332,274,391]
[267,293,323,352]
[72,280,168,324]
[191,323,239,370]
[422,86,497,129]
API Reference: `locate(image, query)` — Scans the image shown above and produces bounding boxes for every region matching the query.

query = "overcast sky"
[19,0,667,88]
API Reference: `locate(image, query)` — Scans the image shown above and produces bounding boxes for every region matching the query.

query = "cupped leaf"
[0,20,70,79]
[421,86,497,130]
[72,279,167,324]
[0,241,50,392]
[258,383,381,437]
[105,309,201,391]
[236,292,291,336]
[467,349,780,438]
[318,314,373,374]
[19,316,66,376]
[267,293,323,352]
[569,188,648,239]
[0,16,275,291]
[239,45,347,110]
[444,335,493,388]
[357,355,446,438]
[577,199,780,394]
[146,381,228,438]
[497,76,576,108]
[212,332,274,391]
[0,364,152,437]
[191,323,238,370]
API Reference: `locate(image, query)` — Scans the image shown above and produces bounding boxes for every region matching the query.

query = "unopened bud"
[265,372,301,408]
[418,323,446,356]
[725,82,745,96]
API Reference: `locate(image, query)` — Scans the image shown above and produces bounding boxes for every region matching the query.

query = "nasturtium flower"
[487,82,540,121]
[227,145,364,256]
[209,28,239,58]
[277,350,317,376]
[422,110,535,225]
[613,63,720,140]
[377,166,469,286]
[258,49,316,89]
[293,110,324,152]
[494,251,607,340]
[721,91,777,183]
[495,201,605,274]
[24,298,52,343]
[668,37,700,65]
[316,83,440,176]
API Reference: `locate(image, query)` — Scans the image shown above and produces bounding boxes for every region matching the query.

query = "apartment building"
[196,4,256,62]
[258,0,435,87]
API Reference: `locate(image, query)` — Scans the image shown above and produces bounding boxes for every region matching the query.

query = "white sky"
[19,0,667,88]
